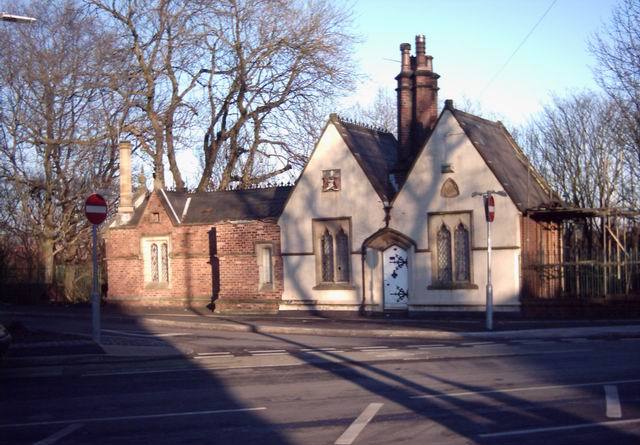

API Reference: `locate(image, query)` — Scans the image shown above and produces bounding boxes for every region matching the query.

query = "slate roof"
[329,114,399,202]
[450,108,563,212]
[123,186,293,226]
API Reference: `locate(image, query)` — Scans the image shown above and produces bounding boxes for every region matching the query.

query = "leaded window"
[151,243,159,282]
[437,224,452,282]
[454,223,470,282]
[315,220,351,285]
[335,227,350,282]
[144,238,170,284]
[321,229,334,282]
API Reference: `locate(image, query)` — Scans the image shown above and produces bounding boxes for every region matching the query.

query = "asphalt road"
[1,321,640,444]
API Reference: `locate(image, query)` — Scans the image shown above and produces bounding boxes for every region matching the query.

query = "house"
[106,35,561,313]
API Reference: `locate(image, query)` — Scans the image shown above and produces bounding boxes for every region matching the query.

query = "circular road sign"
[85,193,108,225]
[484,194,495,223]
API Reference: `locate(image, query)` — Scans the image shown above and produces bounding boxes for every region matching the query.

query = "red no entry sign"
[85,193,108,225]
[484,194,495,222]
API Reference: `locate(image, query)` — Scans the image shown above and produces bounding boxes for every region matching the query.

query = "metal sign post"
[91,224,100,343]
[85,194,108,344]
[472,190,506,331]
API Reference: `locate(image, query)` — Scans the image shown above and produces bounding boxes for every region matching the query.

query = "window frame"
[428,212,477,290]
[255,242,275,291]
[312,218,354,289]
[141,236,171,287]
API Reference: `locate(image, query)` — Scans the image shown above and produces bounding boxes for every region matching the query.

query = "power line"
[479,0,558,99]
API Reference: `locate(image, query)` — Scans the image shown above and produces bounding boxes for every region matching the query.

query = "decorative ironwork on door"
[383,246,409,309]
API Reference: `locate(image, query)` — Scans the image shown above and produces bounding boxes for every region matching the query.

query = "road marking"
[33,423,83,445]
[335,403,383,445]
[460,341,496,346]
[418,345,453,350]
[605,385,622,418]
[300,347,336,352]
[248,349,286,354]
[479,417,640,438]
[102,329,188,338]
[196,351,231,356]
[511,340,550,345]
[412,377,640,400]
[354,346,389,350]
[0,407,266,428]
[407,344,446,348]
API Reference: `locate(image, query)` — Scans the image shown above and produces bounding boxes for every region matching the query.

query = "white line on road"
[479,417,640,438]
[605,385,622,418]
[335,403,383,445]
[299,347,335,351]
[460,341,496,346]
[354,346,389,350]
[102,329,188,338]
[33,423,83,445]
[0,407,266,429]
[406,344,445,348]
[196,352,231,356]
[248,349,286,354]
[412,377,640,400]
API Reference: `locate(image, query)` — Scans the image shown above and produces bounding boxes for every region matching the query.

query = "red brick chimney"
[396,42,413,165]
[396,35,440,166]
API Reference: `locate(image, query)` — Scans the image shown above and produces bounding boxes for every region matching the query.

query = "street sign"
[484,194,495,222]
[85,194,108,225]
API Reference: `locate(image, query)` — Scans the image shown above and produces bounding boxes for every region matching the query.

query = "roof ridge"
[330,113,392,135]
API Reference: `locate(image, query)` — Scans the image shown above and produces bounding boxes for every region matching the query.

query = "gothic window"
[336,227,350,282]
[437,224,452,282]
[454,223,470,282]
[321,229,334,282]
[430,214,473,287]
[315,220,351,285]
[143,237,170,284]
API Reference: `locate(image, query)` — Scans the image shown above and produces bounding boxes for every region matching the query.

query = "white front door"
[383,245,409,310]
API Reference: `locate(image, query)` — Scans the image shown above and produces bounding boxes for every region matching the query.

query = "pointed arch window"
[437,224,453,282]
[336,227,350,282]
[321,229,334,282]
[454,223,470,282]
[314,220,352,286]
[430,213,474,288]
[143,237,170,285]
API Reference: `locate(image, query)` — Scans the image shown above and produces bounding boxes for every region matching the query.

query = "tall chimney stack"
[118,140,134,221]
[395,36,440,167]
[396,42,414,166]
[412,34,439,157]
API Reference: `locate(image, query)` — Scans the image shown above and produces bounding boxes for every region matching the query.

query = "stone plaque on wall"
[322,169,341,192]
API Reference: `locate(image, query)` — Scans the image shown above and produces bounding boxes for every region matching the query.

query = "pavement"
[2,303,640,367]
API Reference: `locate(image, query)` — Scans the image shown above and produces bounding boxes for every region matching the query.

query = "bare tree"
[590,0,640,170]
[91,0,357,191]
[343,88,397,135]
[519,92,632,210]
[0,0,124,295]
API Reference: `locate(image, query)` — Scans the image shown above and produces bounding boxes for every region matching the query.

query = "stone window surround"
[141,235,171,288]
[427,211,478,290]
[312,217,354,290]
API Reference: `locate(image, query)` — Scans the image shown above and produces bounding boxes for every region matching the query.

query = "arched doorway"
[362,228,416,312]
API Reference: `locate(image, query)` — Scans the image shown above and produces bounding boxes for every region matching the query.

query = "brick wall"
[106,192,283,312]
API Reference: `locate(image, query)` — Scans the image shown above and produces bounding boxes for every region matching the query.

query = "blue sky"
[342,0,620,126]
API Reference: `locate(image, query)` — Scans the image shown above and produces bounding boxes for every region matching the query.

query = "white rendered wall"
[391,110,522,311]
[278,123,387,309]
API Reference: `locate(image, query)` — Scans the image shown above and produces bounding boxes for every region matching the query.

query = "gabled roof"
[329,114,399,202]
[119,186,293,227]
[450,108,563,212]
